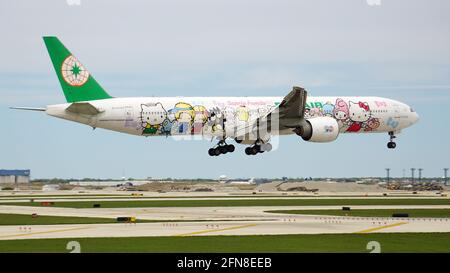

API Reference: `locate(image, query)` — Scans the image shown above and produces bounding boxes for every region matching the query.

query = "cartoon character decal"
[192,105,209,134]
[305,107,322,119]
[223,107,237,136]
[140,103,167,135]
[322,102,334,117]
[161,119,173,136]
[333,99,349,119]
[236,106,250,122]
[171,102,194,134]
[304,108,311,119]
[304,99,378,133]
[346,101,371,132]
[138,99,381,136]
[365,117,380,131]
[332,98,350,131]
[207,107,225,134]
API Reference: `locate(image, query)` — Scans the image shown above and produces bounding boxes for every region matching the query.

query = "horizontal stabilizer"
[66,102,103,115]
[10,107,46,111]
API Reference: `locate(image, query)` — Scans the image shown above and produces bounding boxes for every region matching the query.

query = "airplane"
[12,37,419,156]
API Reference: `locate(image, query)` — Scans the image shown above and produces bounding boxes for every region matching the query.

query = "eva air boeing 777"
[12,37,419,156]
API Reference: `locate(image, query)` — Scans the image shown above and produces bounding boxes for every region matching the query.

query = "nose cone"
[407,105,419,125]
[412,112,420,124]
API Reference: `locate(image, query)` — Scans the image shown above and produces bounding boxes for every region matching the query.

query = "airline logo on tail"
[61,55,89,86]
[43,36,112,102]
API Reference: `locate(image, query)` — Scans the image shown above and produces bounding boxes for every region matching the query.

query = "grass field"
[0,214,257,225]
[2,198,450,208]
[0,233,449,253]
[0,194,121,198]
[266,209,450,218]
[0,213,158,225]
[0,194,441,200]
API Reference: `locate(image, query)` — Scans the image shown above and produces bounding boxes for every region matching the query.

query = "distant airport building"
[0,169,30,184]
[69,180,154,186]
[218,175,228,183]
[42,184,60,191]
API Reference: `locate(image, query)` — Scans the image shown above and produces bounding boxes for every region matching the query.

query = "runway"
[3,204,450,220]
[1,204,450,240]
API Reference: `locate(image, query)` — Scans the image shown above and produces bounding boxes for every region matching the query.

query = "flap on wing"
[66,102,102,115]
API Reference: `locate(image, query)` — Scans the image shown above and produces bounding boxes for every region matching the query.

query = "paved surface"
[1,195,449,203]
[1,204,450,240]
[0,216,449,240]
[1,188,448,198]
[3,205,450,220]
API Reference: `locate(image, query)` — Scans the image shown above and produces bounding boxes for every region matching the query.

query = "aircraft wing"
[268,86,308,130]
[234,86,308,141]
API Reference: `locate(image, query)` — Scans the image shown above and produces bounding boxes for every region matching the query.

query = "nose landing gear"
[387,131,397,149]
[208,140,235,156]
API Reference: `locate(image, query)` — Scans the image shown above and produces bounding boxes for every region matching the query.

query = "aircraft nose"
[413,112,420,123]
[405,103,419,125]
[409,109,419,124]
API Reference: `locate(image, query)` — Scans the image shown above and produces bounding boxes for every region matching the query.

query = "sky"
[0,0,449,179]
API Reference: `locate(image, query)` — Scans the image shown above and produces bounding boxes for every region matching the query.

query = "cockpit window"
[410,108,415,112]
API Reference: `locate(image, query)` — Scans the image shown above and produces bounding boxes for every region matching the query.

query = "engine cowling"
[295,117,339,142]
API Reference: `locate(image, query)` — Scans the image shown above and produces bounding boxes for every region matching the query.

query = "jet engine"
[294,117,339,143]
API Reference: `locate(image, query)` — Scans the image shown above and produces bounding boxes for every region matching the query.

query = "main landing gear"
[245,141,272,156]
[208,140,235,156]
[387,131,397,149]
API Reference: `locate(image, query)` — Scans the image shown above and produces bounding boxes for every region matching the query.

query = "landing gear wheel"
[208,139,235,156]
[213,147,221,156]
[219,146,228,154]
[245,139,272,156]
[226,144,235,153]
[251,145,260,155]
[387,142,396,149]
[387,132,397,149]
[260,143,272,152]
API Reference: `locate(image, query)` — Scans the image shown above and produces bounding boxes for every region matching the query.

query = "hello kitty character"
[346,101,371,132]
[140,103,168,135]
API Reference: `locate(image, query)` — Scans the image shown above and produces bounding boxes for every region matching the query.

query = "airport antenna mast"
[444,168,449,186]
[411,168,416,184]
[418,168,423,183]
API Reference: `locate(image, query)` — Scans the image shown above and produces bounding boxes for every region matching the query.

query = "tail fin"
[43,36,112,102]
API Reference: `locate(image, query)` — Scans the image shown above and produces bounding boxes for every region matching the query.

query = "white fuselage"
[45,96,419,139]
